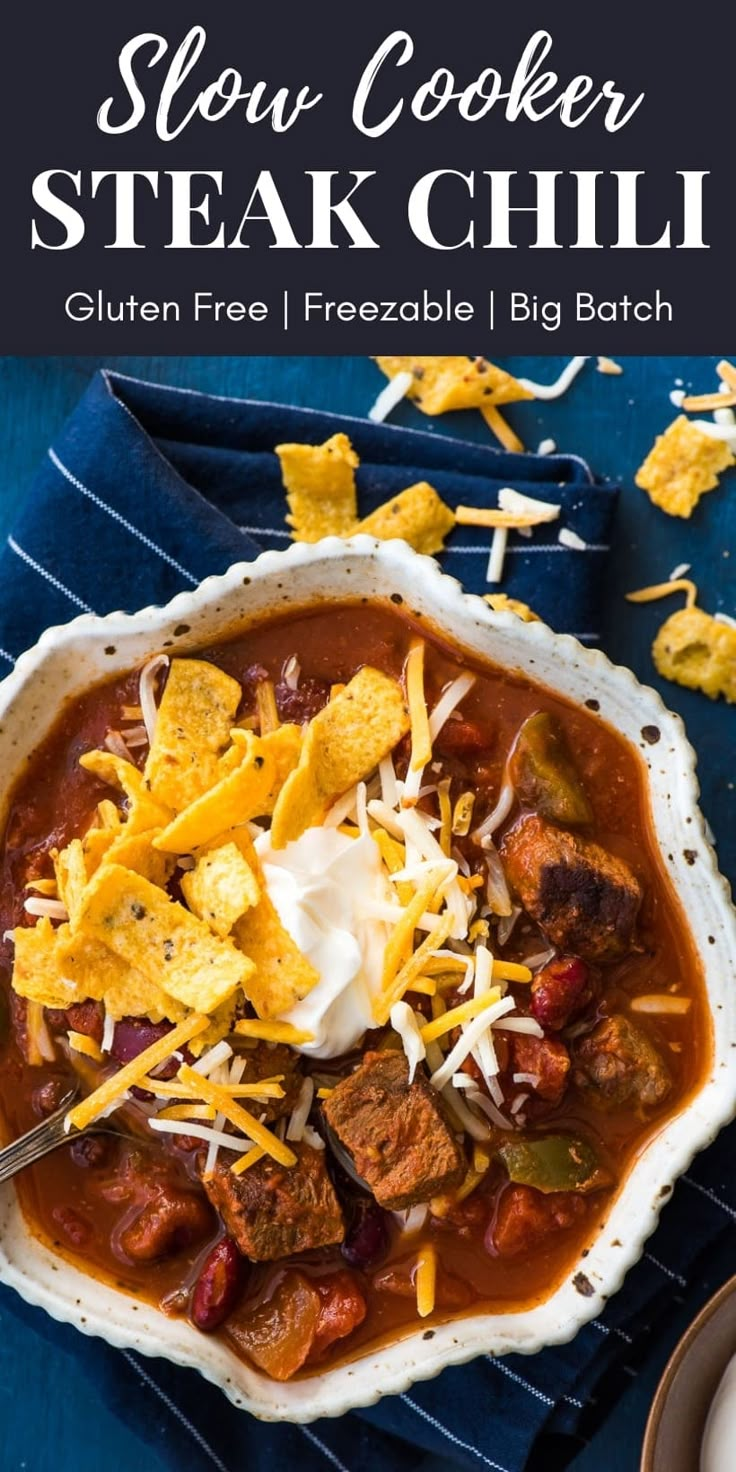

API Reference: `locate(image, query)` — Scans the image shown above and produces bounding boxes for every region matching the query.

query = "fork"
[0,1086,80,1183]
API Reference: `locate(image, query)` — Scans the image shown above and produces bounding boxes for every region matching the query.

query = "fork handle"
[0,1091,79,1183]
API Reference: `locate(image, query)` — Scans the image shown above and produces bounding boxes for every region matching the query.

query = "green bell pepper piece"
[497,1133,609,1194]
[509,712,593,826]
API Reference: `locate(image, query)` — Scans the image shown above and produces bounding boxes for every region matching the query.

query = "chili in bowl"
[0,537,733,1421]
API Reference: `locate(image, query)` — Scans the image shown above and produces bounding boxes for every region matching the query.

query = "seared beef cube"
[322,1050,465,1210]
[202,1142,344,1261]
[573,1013,671,1112]
[510,1033,570,1105]
[501,815,642,962]
[237,1041,303,1122]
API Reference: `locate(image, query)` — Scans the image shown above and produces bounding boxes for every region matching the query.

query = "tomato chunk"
[488,1184,587,1258]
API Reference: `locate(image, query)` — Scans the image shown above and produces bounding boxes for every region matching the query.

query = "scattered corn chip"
[485,594,539,622]
[635,416,735,518]
[80,750,173,834]
[57,928,188,1023]
[154,725,301,854]
[233,893,320,1020]
[181,840,260,937]
[143,658,242,812]
[276,433,359,542]
[102,828,175,887]
[271,668,409,848]
[653,606,736,703]
[77,864,255,1013]
[52,840,89,927]
[354,482,455,556]
[11,919,86,1010]
[374,356,532,415]
[66,1013,210,1133]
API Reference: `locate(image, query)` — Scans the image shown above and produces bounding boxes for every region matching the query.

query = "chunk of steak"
[573,1013,671,1112]
[235,1041,303,1123]
[501,815,642,962]
[322,1050,465,1211]
[488,1183,588,1257]
[202,1142,344,1261]
[509,1032,570,1105]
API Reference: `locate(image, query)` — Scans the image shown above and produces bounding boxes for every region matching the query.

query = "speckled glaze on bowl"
[0,537,734,1423]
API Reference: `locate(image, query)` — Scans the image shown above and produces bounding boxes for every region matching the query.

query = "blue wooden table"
[0,354,733,1472]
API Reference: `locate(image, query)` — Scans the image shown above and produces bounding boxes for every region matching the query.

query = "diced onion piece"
[429,995,516,1091]
[394,1203,428,1236]
[302,1124,325,1150]
[139,654,170,745]
[67,1030,103,1063]
[286,1076,315,1142]
[391,1001,426,1083]
[629,994,692,1015]
[486,528,508,585]
[368,369,413,423]
[523,948,557,971]
[104,730,134,762]
[496,906,522,946]
[123,725,149,748]
[428,673,476,742]
[415,1243,437,1318]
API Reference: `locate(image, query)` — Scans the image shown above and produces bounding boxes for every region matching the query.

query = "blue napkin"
[0,369,732,1472]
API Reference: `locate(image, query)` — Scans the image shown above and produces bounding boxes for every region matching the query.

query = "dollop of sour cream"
[254,827,394,1058]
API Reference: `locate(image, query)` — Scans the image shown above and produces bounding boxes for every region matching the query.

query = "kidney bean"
[69,1133,114,1169]
[191,1237,245,1332]
[530,957,591,1032]
[32,1077,67,1118]
[434,717,488,755]
[341,1197,390,1270]
[111,1017,172,1067]
[274,678,330,725]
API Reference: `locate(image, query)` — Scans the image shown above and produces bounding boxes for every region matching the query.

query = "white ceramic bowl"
[1,537,735,1422]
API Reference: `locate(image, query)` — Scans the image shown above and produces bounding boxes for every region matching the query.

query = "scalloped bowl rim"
[0,536,734,1424]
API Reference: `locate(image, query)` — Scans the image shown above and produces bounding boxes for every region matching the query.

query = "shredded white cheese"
[390,1001,426,1084]
[139,654,170,745]
[23,897,69,920]
[430,994,515,1090]
[558,527,588,551]
[518,356,589,400]
[486,527,508,584]
[368,370,414,424]
[286,1076,315,1141]
[498,488,561,523]
[428,673,476,743]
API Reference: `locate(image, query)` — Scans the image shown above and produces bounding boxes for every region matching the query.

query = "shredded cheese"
[429,994,516,1091]
[629,994,691,1015]
[65,1012,210,1133]
[375,914,454,1026]
[231,1145,266,1176]
[391,1001,426,1083]
[405,640,432,773]
[415,1243,437,1318]
[157,1103,218,1121]
[67,1030,103,1062]
[177,1063,297,1167]
[368,369,413,424]
[256,680,280,735]
[234,1020,315,1046]
[452,792,475,837]
[626,579,698,609]
[558,527,588,551]
[285,1076,315,1142]
[428,673,476,743]
[139,654,169,745]
[420,988,501,1044]
[486,528,508,584]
